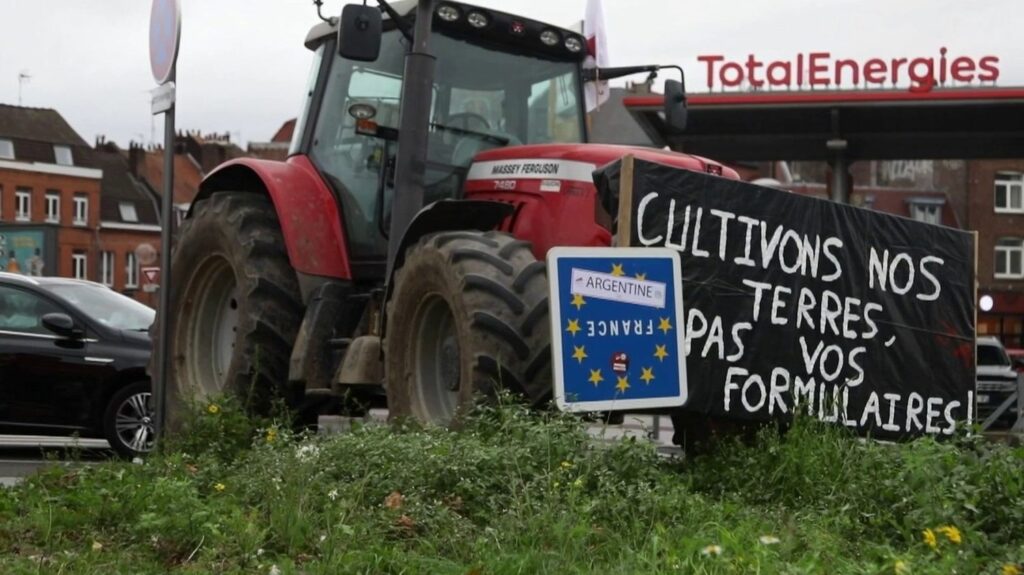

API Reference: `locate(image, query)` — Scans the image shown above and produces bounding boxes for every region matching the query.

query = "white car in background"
[976,336,1020,427]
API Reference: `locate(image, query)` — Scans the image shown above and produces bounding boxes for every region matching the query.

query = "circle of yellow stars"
[563,262,673,395]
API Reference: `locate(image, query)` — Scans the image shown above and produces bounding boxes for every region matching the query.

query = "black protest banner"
[595,157,976,439]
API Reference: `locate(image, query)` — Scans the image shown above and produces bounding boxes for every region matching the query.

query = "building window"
[45,192,60,223]
[118,201,139,223]
[995,172,1024,213]
[125,252,139,288]
[73,194,88,226]
[72,251,88,280]
[175,205,189,227]
[53,145,73,166]
[995,238,1024,280]
[909,203,941,225]
[0,139,13,160]
[15,189,31,222]
[101,251,115,286]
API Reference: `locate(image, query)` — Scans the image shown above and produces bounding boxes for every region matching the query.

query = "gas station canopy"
[624,87,1024,161]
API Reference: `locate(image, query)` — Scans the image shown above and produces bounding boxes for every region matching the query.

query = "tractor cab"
[298,2,589,263]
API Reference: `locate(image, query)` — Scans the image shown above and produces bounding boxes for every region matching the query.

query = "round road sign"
[149,0,181,85]
[134,242,159,266]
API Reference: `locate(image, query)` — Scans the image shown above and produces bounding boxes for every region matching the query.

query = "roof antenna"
[312,0,337,25]
[17,70,31,106]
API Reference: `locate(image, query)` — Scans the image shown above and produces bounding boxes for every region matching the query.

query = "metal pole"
[830,154,849,204]
[386,0,435,277]
[154,73,176,446]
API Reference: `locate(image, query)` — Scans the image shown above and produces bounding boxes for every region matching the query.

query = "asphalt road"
[0,436,111,486]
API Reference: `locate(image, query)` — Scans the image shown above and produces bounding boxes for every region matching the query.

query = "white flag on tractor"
[583,0,609,112]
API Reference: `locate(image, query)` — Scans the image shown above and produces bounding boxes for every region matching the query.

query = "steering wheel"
[447,112,491,132]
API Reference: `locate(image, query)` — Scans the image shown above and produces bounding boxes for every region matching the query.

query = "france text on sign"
[594,158,976,439]
[548,247,688,412]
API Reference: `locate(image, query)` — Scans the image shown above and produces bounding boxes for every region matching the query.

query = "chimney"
[128,141,143,177]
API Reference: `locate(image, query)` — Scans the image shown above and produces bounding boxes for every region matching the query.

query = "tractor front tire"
[386,230,552,425]
[153,192,303,431]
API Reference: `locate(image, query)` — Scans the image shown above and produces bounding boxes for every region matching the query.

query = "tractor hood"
[462,144,740,259]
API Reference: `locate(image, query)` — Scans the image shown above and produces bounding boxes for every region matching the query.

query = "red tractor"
[159,0,738,430]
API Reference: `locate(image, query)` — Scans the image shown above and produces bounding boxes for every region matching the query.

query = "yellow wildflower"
[266,427,278,444]
[922,528,937,549]
[560,460,573,470]
[213,482,226,492]
[207,403,220,415]
[1002,564,1022,575]
[937,525,961,544]
[894,560,909,574]
[572,478,584,489]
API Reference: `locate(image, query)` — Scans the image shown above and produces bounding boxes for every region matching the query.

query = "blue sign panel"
[547,247,687,412]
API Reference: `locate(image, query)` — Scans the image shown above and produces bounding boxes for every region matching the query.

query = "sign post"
[547,246,688,412]
[150,0,181,447]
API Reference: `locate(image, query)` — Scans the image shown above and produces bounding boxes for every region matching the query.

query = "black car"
[0,272,155,457]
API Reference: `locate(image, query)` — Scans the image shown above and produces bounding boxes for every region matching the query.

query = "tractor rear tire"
[153,192,303,431]
[386,230,552,425]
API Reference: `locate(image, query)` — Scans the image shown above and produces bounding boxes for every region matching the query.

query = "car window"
[43,283,154,331]
[977,343,1010,367]
[0,284,63,335]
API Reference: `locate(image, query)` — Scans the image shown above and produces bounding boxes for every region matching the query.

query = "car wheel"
[103,381,155,458]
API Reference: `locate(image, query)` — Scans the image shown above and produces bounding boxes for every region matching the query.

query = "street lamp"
[980,295,994,312]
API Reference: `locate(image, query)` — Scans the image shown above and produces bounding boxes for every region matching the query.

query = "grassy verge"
[1,397,1022,574]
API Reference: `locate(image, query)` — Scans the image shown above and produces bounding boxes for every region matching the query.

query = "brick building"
[0,105,102,280]
[0,105,162,305]
[967,161,1024,347]
[246,119,296,162]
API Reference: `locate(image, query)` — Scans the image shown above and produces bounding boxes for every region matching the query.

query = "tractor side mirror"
[338,4,382,62]
[663,79,688,133]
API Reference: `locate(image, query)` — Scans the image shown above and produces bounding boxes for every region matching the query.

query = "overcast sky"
[1,0,1020,149]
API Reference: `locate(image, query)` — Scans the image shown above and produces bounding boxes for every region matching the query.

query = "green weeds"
[0,397,1022,574]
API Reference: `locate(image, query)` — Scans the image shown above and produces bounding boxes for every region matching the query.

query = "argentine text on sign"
[570,268,666,309]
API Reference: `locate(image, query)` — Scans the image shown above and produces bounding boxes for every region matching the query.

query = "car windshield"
[44,283,155,331]
[977,343,1011,367]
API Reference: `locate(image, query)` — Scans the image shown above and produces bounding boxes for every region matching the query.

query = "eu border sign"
[547,247,688,412]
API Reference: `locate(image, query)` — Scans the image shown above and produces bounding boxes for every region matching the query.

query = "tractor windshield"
[309,30,585,261]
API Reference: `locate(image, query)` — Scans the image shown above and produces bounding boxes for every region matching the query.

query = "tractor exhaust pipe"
[386,0,435,276]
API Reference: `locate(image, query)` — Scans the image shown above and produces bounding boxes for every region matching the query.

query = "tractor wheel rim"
[413,294,460,424]
[114,391,155,453]
[185,256,239,396]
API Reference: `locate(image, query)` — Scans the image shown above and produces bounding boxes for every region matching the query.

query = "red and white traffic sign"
[149,0,181,85]
[141,266,160,293]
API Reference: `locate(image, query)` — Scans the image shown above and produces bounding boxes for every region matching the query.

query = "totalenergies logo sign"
[697,49,1000,93]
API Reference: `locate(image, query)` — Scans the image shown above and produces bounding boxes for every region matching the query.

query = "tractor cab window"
[528,71,583,144]
[310,30,585,261]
